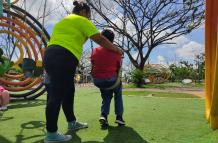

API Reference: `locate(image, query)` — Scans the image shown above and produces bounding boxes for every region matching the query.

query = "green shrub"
[131,69,145,87]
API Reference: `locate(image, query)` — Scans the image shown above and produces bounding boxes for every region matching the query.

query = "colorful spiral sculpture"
[0,1,50,99]
[144,64,171,84]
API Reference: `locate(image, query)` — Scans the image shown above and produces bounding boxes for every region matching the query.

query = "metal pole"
[0,0,3,16]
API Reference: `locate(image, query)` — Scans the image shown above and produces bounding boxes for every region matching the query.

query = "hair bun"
[73,1,79,6]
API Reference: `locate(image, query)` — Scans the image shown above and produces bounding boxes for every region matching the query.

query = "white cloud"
[157,55,167,65]
[199,22,205,29]
[175,41,204,59]
[16,0,73,25]
[157,29,189,48]
[169,36,189,48]
[157,55,165,63]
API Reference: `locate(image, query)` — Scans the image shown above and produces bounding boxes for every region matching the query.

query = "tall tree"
[87,0,205,70]
[194,52,205,82]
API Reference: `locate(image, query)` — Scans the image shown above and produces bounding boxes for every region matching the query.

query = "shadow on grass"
[0,122,148,143]
[66,126,149,143]
[0,111,14,122]
[0,135,12,143]
[104,126,149,143]
[0,100,46,135]
[0,121,46,143]
[8,99,46,110]
[15,121,46,143]
[0,116,14,122]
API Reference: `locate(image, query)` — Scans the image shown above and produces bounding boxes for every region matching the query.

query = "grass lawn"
[123,82,205,89]
[0,87,217,143]
[122,91,199,98]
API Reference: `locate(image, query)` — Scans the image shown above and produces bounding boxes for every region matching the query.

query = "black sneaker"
[115,116,125,126]
[99,115,109,127]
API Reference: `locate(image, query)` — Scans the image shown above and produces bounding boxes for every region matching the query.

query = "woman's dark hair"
[101,29,115,43]
[73,1,90,14]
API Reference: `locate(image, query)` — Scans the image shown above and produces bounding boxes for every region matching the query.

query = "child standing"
[91,29,125,127]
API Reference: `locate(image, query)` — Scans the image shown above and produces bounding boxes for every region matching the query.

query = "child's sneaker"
[115,116,125,126]
[99,115,108,127]
[68,121,88,131]
[44,132,72,143]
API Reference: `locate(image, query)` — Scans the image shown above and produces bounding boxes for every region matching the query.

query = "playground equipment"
[205,0,218,129]
[144,64,171,84]
[0,0,50,99]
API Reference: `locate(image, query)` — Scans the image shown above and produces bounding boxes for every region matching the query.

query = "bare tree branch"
[86,0,205,70]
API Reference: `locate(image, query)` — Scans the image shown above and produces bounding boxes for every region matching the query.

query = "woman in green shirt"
[43,1,122,143]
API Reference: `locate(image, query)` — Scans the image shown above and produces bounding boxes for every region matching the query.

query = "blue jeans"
[93,76,124,117]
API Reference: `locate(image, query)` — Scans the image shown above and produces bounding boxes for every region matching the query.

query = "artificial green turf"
[123,82,205,89]
[122,91,199,98]
[0,87,217,143]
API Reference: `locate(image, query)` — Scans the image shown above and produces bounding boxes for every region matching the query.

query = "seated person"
[91,29,125,127]
[0,86,10,111]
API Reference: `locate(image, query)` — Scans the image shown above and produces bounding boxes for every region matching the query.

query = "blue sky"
[46,22,205,67]
[24,0,205,67]
[148,26,205,66]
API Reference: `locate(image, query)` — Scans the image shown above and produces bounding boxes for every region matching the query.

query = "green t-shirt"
[48,14,99,60]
